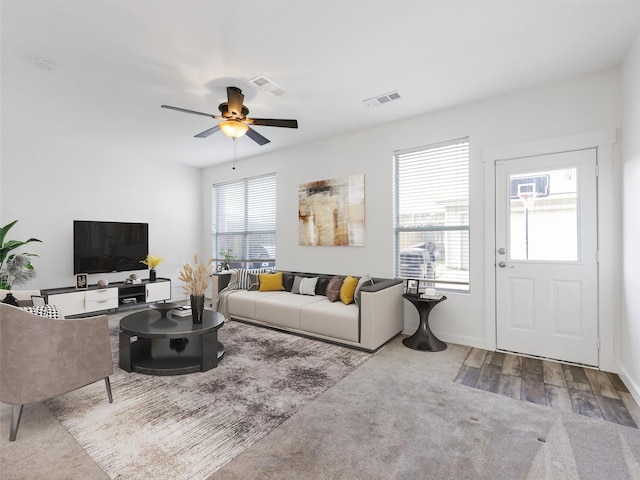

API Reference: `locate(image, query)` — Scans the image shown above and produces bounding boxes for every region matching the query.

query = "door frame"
[483,129,619,371]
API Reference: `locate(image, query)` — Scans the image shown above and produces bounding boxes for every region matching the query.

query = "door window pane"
[509,168,578,261]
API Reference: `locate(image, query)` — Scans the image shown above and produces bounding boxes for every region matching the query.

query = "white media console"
[42,277,171,317]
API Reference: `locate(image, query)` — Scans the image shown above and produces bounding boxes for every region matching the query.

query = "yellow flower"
[140,255,163,269]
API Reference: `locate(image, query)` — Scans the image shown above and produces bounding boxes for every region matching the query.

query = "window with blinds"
[394,138,470,292]
[212,173,276,270]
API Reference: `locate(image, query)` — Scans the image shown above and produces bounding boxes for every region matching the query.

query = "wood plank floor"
[454,348,638,428]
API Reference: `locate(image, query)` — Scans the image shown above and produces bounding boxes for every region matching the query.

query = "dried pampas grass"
[178,254,214,296]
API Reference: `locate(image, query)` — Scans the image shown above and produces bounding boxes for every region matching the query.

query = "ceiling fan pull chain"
[232,138,238,170]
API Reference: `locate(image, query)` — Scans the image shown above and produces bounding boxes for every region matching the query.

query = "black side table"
[402,293,447,351]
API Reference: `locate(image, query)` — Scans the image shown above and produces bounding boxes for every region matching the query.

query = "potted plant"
[219,248,235,271]
[140,254,163,282]
[0,221,42,301]
[178,254,214,323]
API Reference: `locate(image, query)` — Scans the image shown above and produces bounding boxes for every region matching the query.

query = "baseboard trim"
[617,365,640,407]
[401,329,486,350]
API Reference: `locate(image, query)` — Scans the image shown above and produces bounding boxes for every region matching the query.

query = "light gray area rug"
[209,338,640,480]
[45,314,372,480]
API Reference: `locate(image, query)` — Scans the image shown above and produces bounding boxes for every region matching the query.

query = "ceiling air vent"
[248,74,285,96]
[363,90,401,107]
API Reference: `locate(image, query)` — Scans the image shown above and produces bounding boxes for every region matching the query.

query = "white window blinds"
[394,138,470,292]
[212,173,276,270]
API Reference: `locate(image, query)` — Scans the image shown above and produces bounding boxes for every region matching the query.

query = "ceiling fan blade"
[194,125,220,138]
[246,127,270,146]
[226,87,245,117]
[161,105,216,118]
[248,118,298,128]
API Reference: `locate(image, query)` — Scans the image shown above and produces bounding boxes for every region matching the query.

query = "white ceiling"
[2,0,639,168]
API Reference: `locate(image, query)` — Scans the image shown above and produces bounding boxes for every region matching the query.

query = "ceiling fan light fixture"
[219,120,249,139]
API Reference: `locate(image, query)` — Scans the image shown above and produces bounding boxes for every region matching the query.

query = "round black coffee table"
[119,308,224,375]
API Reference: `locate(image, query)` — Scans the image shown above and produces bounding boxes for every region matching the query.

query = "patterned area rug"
[46,315,372,479]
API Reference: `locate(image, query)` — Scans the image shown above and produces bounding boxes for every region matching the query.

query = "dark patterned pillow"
[315,275,332,296]
[20,305,60,319]
[282,272,296,292]
[325,276,344,302]
[237,268,265,290]
[247,273,261,291]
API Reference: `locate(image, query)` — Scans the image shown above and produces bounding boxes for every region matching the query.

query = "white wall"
[202,68,623,351]
[621,31,640,400]
[0,127,202,300]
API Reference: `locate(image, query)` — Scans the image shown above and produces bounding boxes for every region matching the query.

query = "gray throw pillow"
[291,275,305,294]
[354,274,374,306]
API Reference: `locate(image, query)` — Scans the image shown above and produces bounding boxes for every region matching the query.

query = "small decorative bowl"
[149,302,178,318]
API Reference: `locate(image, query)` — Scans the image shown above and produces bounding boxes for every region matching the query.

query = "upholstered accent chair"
[0,303,114,441]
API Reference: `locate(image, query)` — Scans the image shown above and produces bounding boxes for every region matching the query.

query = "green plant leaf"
[0,221,42,269]
[0,220,19,247]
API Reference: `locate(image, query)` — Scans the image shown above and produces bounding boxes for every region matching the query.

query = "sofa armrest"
[360,278,403,294]
[359,280,404,350]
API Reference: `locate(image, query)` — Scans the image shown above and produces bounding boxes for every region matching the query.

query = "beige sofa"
[219,272,404,351]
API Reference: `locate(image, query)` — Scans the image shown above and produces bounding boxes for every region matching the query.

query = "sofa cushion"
[228,290,285,319]
[325,276,343,302]
[340,275,358,305]
[255,293,324,329]
[259,272,285,292]
[299,277,318,296]
[300,300,359,342]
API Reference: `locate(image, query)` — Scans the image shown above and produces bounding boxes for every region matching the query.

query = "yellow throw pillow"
[258,272,285,292]
[340,275,358,304]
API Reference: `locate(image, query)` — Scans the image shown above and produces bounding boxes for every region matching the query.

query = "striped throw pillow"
[237,268,265,290]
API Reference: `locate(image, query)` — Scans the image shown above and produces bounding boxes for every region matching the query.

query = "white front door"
[495,148,599,366]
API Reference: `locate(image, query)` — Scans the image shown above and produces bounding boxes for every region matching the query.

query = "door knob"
[498,248,506,254]
[498,261,507,268]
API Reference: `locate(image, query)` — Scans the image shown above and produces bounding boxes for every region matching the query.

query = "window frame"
[393,137,470,293]
[211,173,277,271]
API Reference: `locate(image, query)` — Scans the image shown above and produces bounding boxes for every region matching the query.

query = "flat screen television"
[73,220,149,274]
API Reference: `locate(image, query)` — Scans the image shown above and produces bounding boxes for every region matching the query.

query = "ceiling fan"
[161,86,298,146]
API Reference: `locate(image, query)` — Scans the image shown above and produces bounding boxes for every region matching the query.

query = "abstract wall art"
[298,174,365,246]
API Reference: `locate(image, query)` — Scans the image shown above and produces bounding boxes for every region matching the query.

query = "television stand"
[42,278,171,317]
[114,278,171,307]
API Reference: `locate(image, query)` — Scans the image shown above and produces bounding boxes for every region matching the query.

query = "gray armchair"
[0,303,113,441]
